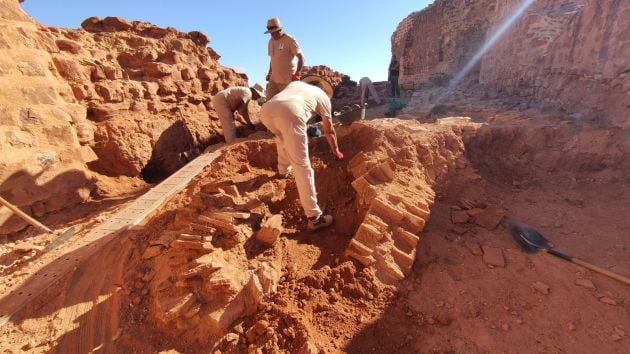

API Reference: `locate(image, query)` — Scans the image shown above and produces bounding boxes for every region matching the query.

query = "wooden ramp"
[0,150,221,327]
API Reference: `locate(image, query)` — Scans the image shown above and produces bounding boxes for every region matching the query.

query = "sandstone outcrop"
[1,0,253,233]
[1,0,94,233]
[392,0,630,127]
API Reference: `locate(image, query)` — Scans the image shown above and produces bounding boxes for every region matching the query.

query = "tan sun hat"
[301,75,334,99]
[264,17,282,34]
[250,83,266,100]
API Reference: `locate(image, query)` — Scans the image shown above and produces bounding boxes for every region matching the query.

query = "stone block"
[182,262,222,279]
[451,210,470,224]
[256,262,280,294]
[142,245,162,259]
[187,31,210,46]
[482,245,505,267]
[198,68,218,81]
[103,65,123,80]
[374,252,405,282]
[5,129,36,148]
[181,67,194,81]
[0,106,17,125]
[19,107,42,124]
[401,211,426,234]
[345,248,376,266]
[354,222,383,247]
[370,198,404,223]
[364,214,389,232]
[17,60,48,77]
[144,62,173,78]
[90,64,107,81]
[102,16,133,32]
[159,292,197,322]
[199,215,237,235]
[475,206,506,230]
[78,145,98,162]
[95,83,124,103]
[402,200,430,220]
[394,227,420,249]
[56,39,81,54]
[391,246,415,274]
[171,239,213,252]
[76,123,94,144]
[22,87,57,104]
[255,214,282,246]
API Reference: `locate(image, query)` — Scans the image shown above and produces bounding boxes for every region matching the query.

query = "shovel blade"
[505,219,552,254]
[43,226,77,252]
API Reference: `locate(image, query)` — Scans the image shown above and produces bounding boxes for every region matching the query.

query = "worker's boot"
[307,214,333,231]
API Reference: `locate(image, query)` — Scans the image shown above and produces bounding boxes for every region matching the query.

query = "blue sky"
[21,1,432,85]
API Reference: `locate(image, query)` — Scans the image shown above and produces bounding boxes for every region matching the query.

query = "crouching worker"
[260,76,343,231]
[211,84,265,144]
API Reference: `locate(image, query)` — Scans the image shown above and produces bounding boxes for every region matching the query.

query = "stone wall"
[0,0,94,233]
[1,0,248,234]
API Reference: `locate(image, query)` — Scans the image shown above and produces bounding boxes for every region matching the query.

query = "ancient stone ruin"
[1,0,629,353]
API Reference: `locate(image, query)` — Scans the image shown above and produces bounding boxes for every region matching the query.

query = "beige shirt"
[215,87,251,111]
[267,81,331,125]
[268,34,301,85]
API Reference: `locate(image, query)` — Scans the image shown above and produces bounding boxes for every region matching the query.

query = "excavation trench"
[3,117,629,353]
[106,120,468,352]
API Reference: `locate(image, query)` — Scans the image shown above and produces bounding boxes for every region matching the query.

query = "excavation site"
[0,0,629,353]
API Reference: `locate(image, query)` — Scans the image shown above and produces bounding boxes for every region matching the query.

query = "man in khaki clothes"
[260,77,343,231]
[211,85,264,144]
[264,17,304,99]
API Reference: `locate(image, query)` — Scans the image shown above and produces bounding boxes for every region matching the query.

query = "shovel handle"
[544,248,630,286]
[0,196,55,234]
[571,258,630,286]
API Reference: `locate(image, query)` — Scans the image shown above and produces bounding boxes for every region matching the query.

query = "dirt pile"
[392,0,630,127]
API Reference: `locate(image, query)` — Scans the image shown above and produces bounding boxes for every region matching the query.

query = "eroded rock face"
[392,0,630,127]
[56,16,248,178]
[1,0,251,232]
[0,0,94,233]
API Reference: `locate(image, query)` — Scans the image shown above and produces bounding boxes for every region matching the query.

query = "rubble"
[255,214,283,246]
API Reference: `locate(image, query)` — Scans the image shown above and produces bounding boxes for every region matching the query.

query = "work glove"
[292,73,301,81]
[334,150,344,161]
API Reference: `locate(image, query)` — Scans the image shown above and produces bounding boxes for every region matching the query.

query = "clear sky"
[21,0,432,85]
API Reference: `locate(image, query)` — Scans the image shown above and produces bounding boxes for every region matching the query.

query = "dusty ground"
[0,89,629,353]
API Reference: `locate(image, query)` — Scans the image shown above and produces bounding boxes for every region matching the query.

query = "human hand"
[292,73,301,81]
[334,150,344,161]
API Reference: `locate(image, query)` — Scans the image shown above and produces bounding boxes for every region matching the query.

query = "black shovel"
[505,219,630,286]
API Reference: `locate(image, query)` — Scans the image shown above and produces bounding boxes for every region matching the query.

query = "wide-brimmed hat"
[264,17,282,34]
[301,75,334,99]
[251,83,266,100]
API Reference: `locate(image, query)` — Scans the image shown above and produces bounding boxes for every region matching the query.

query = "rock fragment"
[482,245,505,267]
[532,281,550,295]
[255,214,283,246]
[575,278,596,290]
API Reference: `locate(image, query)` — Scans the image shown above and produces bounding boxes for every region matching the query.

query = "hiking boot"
[307,214,333,231]
[277,168,292,179]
